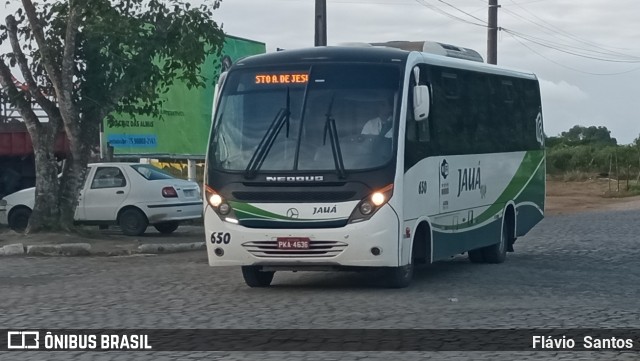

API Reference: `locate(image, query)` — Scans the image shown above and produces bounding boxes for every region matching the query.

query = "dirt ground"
[546,178,640,215]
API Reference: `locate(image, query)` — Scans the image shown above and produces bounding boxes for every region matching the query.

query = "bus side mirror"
[413,85,431,122]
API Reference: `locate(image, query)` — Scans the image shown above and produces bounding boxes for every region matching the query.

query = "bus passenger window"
[442,73,459,99]
[418,118,431,143]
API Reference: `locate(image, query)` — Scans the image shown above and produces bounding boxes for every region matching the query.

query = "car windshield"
[131,164,175,180]
[209,63,401,173]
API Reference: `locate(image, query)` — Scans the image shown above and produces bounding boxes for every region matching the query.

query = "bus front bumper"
[204,204,401,268]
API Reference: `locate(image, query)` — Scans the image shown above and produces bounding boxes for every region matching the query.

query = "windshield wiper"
[244,88,291,179]
[323,93,346,179]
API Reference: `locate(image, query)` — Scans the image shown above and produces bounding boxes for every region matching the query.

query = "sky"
[2,0,639,144]
[209,0,640,144]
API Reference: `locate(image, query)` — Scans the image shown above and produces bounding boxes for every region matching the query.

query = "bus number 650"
[211,232,231,244]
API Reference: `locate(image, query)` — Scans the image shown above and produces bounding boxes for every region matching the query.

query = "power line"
[503,28,640,63]
[432,0,487,25]
[504,31,640,76]
[502,0,551,5]
[506,0,640,59]
[413,0,488,28]
[500,16,640,61]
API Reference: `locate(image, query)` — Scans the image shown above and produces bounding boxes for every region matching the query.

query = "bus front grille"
[232,191,356,202]
[242,240,347,258]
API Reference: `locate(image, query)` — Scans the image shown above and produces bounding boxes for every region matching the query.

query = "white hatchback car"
[0,163,202,236]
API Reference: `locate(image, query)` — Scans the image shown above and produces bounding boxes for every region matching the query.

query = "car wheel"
[118,208,148,236]
[241,266,275,287]
[8,207,31,232]
[154,221,179,234]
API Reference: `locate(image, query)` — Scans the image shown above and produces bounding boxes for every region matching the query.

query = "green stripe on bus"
[229,201,343,222]
[432,150,544,231]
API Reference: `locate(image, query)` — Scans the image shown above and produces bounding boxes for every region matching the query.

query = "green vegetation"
[546,125,640,196]
[0,0,224,233]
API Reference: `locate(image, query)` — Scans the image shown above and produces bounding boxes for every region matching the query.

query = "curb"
[137,242,206,254]
[26,243,91,256]
[0,242,206,257]
[1,243,25,256]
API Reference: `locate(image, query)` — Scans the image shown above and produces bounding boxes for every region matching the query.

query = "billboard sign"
[104,35,266,158]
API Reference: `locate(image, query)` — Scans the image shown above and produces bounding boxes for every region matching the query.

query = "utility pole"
[487,0,499,64]
[315,0,327,46]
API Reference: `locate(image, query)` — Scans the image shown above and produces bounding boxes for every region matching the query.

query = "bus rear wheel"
[241,266,275,287]
[467,249,485,263]
[468,217,510,264]
[482,223,508,263]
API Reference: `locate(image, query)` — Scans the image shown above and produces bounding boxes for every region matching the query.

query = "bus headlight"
[349,184,393,223]
[205,185,237,221]
[219,202,231,215]
[209,194,223,207]
[359,201,374,215]
[371,192,386,206]
[205,185,223,207]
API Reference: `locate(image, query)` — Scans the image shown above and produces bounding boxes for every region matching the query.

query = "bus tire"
[241,266,275,287]
[384,263,413,288]
[482,221,508,264]
[467,249,485,263]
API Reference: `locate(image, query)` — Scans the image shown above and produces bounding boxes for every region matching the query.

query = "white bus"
[204,43,545,288]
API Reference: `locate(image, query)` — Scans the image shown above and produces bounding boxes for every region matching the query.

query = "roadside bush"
[547,144,640,178]
[561,170,592,182]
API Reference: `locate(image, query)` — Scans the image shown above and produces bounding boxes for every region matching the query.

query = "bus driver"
[361,99,393,138]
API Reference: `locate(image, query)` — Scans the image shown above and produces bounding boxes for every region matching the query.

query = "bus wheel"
[384,262,413,288]
[467,249,485,263]
[241,266,275,287]
[482,222,508,264]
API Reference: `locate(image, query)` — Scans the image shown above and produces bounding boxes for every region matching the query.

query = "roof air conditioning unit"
[370,40,484,62]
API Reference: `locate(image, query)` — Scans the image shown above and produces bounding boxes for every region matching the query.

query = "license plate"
[183,189,196,197]
[277,237,310,249]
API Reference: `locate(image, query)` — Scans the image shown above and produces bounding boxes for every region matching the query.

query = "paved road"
[1,209,639,360]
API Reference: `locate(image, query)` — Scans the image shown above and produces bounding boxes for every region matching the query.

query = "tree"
[559,125,617,146]
[0,0,224,232]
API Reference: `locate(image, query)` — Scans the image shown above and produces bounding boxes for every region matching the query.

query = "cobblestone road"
[1,209,639,360]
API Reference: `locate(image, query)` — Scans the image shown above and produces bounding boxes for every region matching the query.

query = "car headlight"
[0,199,7,207]
[348,184,393,224]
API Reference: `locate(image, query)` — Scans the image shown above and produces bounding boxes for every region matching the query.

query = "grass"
[560,170,594,182]
[603,180,640,198]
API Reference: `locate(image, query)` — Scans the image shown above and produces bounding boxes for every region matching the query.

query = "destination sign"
[255,73,309,85]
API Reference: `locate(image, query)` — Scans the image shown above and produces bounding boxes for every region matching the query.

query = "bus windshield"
[209,63,401,174]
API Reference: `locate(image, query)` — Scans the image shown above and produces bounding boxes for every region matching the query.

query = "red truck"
[0,121,70,198]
